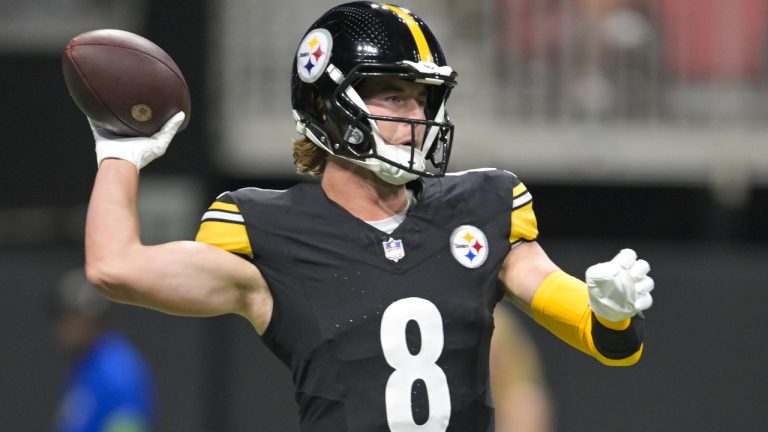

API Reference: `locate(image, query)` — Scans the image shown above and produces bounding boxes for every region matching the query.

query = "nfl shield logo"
[382,237,405,262]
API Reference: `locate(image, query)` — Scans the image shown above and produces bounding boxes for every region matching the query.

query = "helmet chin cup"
[336,119,427,185]
[375,164,420,185]
[346,154,421,186]
[368,131,426,185]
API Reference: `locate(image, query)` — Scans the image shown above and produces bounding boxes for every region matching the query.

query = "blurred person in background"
[495,0,565,116]
[494,0,660,119]
[491,303,553,432]
[50,268,156,432]
[568,0,661,118]
[82,2,653,430]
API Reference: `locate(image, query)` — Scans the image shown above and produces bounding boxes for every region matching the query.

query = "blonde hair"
[292,136,328,176]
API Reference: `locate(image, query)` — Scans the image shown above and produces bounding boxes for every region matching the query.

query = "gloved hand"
[90,111,186,170]
[586,249,654,322]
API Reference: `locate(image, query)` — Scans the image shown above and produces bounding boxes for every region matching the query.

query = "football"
[62,29,191,137]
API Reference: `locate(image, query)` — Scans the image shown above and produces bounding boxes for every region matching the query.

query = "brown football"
[62,29,191,137]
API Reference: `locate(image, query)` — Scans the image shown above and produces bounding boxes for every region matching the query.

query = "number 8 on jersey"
[380,297,451,431]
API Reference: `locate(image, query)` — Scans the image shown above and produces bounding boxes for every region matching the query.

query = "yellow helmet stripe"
[383,4,433,63]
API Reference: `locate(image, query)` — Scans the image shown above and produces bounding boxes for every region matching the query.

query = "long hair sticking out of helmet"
[291,2,458,185]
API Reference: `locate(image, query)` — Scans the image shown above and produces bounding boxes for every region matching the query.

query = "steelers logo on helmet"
[450,225,489,269]
[297,28,333,83]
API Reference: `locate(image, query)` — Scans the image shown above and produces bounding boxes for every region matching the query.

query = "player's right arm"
[84,115,272,333]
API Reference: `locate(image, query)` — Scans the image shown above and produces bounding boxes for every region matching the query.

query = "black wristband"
[591,313,644,359]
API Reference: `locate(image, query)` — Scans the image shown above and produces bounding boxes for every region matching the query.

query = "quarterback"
[84,2,654,431]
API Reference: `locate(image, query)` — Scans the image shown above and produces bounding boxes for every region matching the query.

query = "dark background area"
[1,1,766,431]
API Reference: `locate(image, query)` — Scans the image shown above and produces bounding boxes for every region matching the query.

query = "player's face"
[358,77,427,149]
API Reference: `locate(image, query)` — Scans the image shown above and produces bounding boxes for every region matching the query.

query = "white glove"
[586,249,654,322]
[89,112,186,170]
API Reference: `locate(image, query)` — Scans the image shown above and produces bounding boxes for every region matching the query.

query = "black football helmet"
[291,1,458,184]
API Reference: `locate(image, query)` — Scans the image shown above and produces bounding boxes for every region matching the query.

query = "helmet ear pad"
[292,85,346,155]
[294,70,372,157]
[328,80,377,155]
[318,98,370,157]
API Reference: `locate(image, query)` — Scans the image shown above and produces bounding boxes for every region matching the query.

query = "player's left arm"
[499,243,654,366]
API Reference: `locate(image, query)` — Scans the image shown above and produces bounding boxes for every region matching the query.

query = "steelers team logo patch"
[297,28,332,83]
[449,225,489,269]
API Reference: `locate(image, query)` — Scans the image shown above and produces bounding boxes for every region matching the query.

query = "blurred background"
[1,0,766,430]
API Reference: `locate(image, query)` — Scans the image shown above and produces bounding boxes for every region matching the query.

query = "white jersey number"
[380,297,451,431]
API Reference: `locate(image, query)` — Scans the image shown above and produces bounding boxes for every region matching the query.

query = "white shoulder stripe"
[512,192,532,209]
[445,167,498,176]
[238,186,289,193]
[201,211,245,223]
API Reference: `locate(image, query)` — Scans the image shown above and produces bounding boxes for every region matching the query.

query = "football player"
[84,2,654,431]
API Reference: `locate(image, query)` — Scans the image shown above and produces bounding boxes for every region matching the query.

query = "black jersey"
[195,168,539,432]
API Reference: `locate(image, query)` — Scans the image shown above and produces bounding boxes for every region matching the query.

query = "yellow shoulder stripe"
[512,183,527,197]
[196,200,251,256]
[196,221,252,256]
[509,202,538,244]
[208,201,240,213]
[509,181,538,243]
[383,4,433,62]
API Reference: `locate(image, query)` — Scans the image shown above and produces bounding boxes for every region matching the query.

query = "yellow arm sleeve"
[530,270,643,366]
